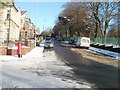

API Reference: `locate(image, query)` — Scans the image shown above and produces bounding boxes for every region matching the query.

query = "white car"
[75,37,90,48]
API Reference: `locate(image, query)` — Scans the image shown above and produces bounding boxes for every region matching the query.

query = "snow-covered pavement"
[0,47,91,88]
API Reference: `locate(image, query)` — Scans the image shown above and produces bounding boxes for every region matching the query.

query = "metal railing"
[91,37,120,46]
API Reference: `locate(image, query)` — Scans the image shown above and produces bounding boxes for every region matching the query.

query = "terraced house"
[20,11,39,46]
[0,0,40,55]
[0,0,21,46]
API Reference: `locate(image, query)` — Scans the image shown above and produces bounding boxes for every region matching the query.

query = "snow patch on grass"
[89,47,120,59]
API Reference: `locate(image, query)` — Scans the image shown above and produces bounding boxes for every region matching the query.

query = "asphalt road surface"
[53,41,118,89]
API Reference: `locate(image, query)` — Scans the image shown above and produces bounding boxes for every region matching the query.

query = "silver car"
[44,39,54,48]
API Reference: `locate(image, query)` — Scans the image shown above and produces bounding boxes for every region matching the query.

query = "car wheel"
[86,47,89,49]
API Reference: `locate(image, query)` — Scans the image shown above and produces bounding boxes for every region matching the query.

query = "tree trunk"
[99,23,104,37]
[94,22,98,38]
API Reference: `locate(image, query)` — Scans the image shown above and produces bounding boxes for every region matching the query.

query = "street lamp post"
[7,4,13,47]
[43,19,46,31]
[66,18,70,39]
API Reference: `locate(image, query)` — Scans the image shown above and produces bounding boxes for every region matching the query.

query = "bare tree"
[86,2,118,38]
[107,25,119,38]
[102,2,118,38]
[41,27,53,37]
[53,21,66,38]
[59,2,92,37]
[86,2,103,37]
[54,2,119,39]
[107,2,120,38]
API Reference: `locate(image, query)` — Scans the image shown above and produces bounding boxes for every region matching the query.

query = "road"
[53,40,118,88]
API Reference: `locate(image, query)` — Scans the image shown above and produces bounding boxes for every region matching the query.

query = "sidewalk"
[0,46,91,88]
[0,47,44,62]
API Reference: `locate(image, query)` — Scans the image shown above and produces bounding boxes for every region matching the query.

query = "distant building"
[20,11,38,41]
[0,0,39,45]
[0,0,39,55]
[20,10,28,40]
[35,27,40,34]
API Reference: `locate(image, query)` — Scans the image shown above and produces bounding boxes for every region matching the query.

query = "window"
[21,19,23,25]
[4,28,9,40]
[82,39,89,43]
[25,31,27,37]
[7,10,10,19]
[30,31,32,37]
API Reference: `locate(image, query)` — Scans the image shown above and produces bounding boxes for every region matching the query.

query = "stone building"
[20,11,37,41]
[0,0,39,55]
[0,0,21,46]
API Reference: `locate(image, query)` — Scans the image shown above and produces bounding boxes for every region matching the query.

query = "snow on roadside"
[89,47,120,59]
[23,47,44,59]
[0,47,91,88]
[0,47,44,62]
[0,55,22,62]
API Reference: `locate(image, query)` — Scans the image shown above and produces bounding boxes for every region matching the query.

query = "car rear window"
[82,39,89,43]
[46,39,53,43]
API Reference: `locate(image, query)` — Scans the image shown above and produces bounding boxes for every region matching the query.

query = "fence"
[91,37,120,46]
[0,38,36,55]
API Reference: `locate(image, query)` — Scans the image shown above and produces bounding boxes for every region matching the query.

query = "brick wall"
[7,49,17,55]
[0,47,7,55]
[0,40,36,55]
[22,47,29,55]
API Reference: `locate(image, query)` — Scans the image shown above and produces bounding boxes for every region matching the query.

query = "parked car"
[44,39,54,48]
[75,37,90,49]
[39,40,45,47]
[63,40,69,44]
[57,38,62,41]
[69,39,75,44]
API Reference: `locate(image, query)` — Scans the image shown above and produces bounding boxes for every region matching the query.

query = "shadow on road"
[53,41,119,89]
